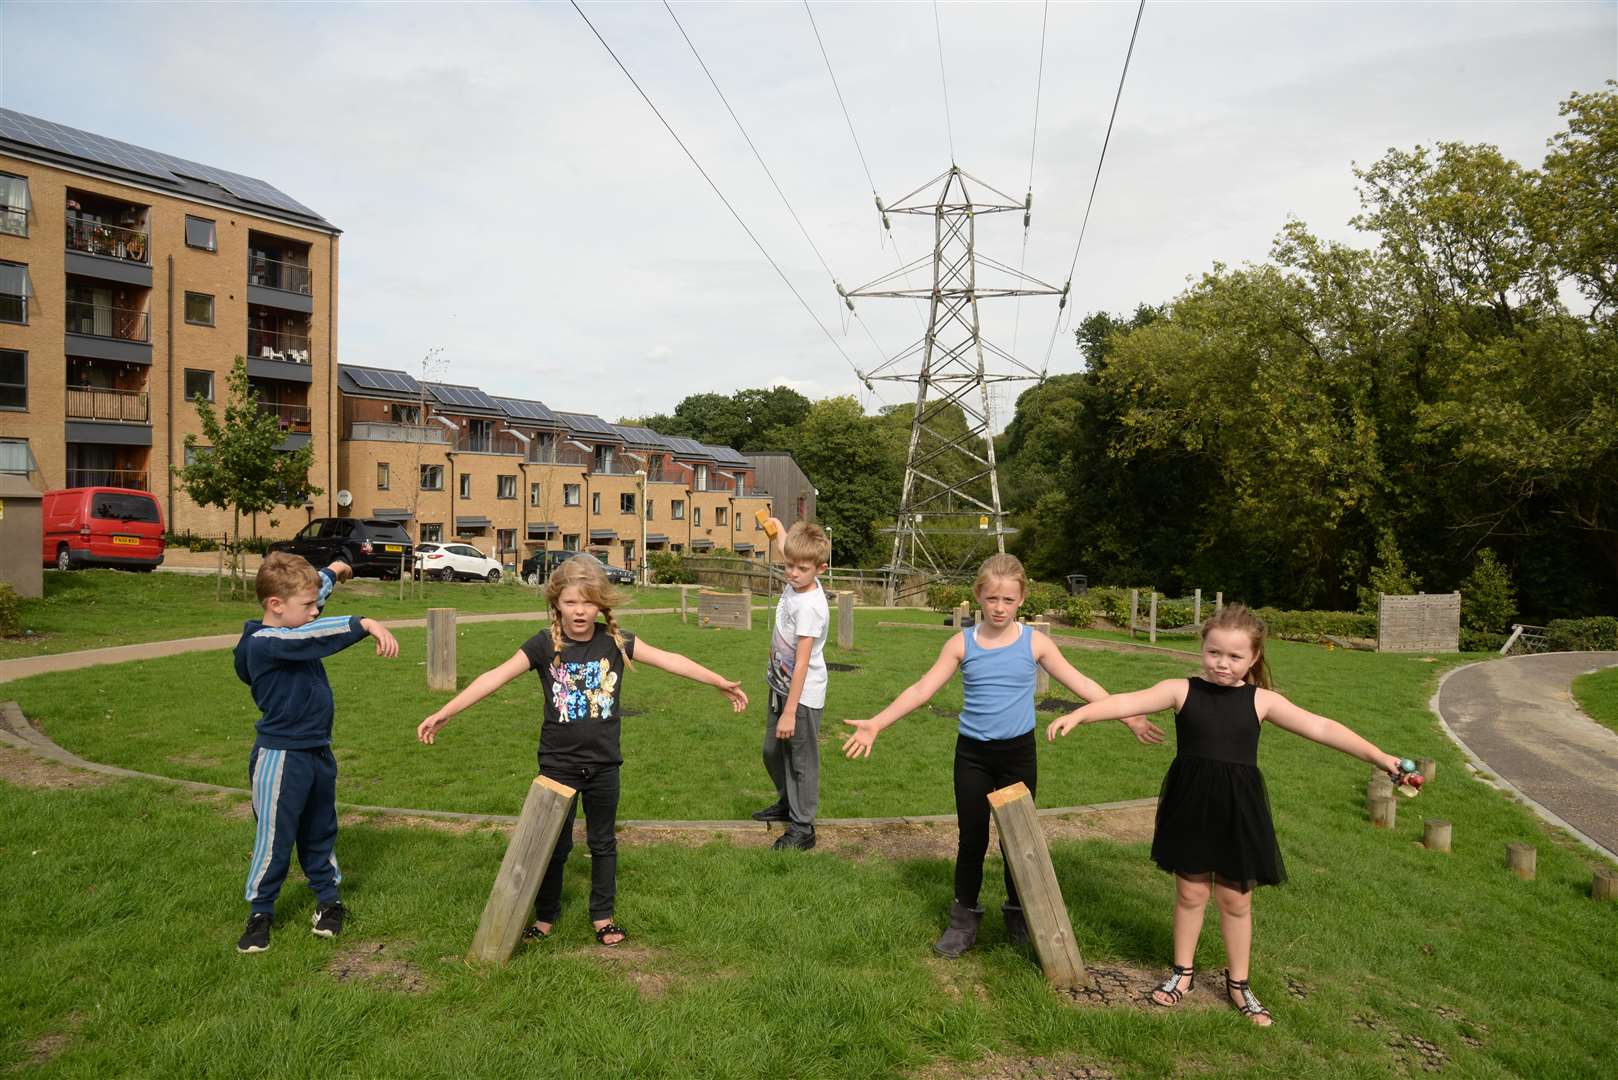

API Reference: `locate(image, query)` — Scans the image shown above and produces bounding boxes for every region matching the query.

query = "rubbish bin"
[1065,573,1088,596]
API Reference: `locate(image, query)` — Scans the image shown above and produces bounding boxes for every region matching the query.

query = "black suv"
[521,550,635,587]
[269,518,415,579]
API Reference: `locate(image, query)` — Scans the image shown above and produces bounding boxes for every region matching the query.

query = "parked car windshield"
[90,494,160,523]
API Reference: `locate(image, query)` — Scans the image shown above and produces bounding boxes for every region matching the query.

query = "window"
[421,522,443,543]
[645,500,654,520]
[184,445,212,466]
[459,472,472,499]
[390,403,421,425]
[421,464,444,490]
[529,482,542,507]
[496,528,516,554]
[671,543,684,554]
[671,499,685,520]
[182,369,213,402]
[715,507,728,527]
[0,173,28,237]
[377,462,390,490]
[0,260,31,323]
[497,474,517,500]
[0,349,24,410]
[620,492,636,514]
[181,291,214,326]
[693,507,702,527]
[591,492,601,514]
[185,215,216,251]
[564,484,581,507]
[563,533,580,552]
[695,464,709,490]
[0,438,31,474]
[594,445,614,473]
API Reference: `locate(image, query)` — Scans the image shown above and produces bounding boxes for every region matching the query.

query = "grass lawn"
[4,613,1616,1076]
[0,570,683,660]
[1571,666,1618,736]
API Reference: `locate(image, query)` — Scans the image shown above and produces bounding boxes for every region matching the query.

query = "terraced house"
[0,108,339,537]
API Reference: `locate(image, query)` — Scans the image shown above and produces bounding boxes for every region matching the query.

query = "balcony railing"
[248,326,311,364]
[456,431,525,455]
[737,487,771,498]
[66,301,150,343]
[249,256,313,295]
[66,468,148,490]
[346,421,448,444]
[591,459,643,476]
[258,401,312,432]
[66,386,150,424]
[66,216,149,263]
[526,444,592,467]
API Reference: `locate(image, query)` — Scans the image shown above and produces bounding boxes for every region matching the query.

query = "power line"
[568,1,882,402]
[932,1,956,163]
[803,1,877,195]
[1011,0,1050,363]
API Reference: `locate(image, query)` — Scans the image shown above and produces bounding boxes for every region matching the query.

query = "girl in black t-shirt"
[418,557,747,947]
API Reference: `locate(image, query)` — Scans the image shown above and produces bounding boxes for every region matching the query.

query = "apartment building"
[0,109,339,537]
[336,364,772,573]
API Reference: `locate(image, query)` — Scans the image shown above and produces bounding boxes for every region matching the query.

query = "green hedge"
[647,551,696,585]
[1461,628,1509,653]
[1546,617,1618,652]
[1251,607,1377,644]
[0,582,20,637]
[926,580,1070,616]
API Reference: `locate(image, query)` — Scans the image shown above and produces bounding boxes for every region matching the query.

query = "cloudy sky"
[2,1,1613,423]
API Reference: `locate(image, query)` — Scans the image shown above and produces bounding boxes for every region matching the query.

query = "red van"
[41,487,166,571]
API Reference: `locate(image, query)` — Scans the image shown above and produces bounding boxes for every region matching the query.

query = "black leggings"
[534,763,620,922]
[953,731,1038,909]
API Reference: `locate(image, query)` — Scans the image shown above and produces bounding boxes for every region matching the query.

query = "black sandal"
[1224,970,1272,1026]
[1150,963,1195,1007]
[521,922,552,942]
[594,922,627,947]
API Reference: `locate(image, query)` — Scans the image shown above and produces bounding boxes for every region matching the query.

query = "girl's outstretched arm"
[631,640,749,713]
[1256,690,1402,776]
[842,634,966,759]
[417,650,531,744]
[1046,679,1185,741]
[1033,634,1166,744]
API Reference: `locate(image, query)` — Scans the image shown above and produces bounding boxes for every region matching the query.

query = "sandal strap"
[594,922,627,942]
[1224,971,1270,1016]
[1152,964,1194,1003]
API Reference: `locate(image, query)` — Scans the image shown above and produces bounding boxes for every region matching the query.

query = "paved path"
[1435,651,1618,860]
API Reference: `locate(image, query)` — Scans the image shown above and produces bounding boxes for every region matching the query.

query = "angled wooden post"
[468,775,577,965]
[1031,620,1051,697]
[987,782,1090,990]
[837,589,854,650]
[426,607,457,692]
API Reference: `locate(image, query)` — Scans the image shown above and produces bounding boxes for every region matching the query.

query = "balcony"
[65,468,148,491]
[526,444,591,467]
[64,203,151,287]
[248,254,314,313]
[247,325,314,384]
[66,386,150,424]
[346,421,448,444]
[456,431,524,456]
[591,459,643,477]
[259,401,312,433]
[65,300,152,366]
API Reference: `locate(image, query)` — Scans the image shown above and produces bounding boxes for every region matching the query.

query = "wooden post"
[467,775,578,965]
[837,589,854,650]
[1149,592,1158,645]
[399,553,406,601]
[1593,867,1618,901]
[1366,773,1393,812]
[1031,620,1051,697]
[987,782,1090,990]
[1215,591,1223,612]
[1423,819,1452,853]
[1506,842,1536,880]
[1194,588,1201,626]
[426,607,457,692]
[1129,589,1139,639]
[680,585,690,624]
[1369,795,1397,829]
[216,538,224,602]
[1417,757,1436,783]
[741,588,753,632]
[954,602,969,628]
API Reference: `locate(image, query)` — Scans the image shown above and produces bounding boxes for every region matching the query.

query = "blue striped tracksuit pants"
[245,746,341,914]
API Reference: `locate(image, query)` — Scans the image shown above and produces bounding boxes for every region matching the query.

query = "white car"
[415,542,503,583]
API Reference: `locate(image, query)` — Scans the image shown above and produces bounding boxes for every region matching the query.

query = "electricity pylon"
[846,166,1066,604]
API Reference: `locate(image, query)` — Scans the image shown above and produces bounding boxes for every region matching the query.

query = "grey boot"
[933,900,984,958]
[1002,903,1029,947]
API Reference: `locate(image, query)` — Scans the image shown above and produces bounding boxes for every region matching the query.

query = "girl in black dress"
[1046,605,1403,1026]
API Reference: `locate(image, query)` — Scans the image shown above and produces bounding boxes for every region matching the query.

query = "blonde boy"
[754,519,832,850]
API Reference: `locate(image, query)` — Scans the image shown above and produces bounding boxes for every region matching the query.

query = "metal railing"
[345,421,448,444]
[248,255,313,295]
[65,301,150,342]
[248,326,311,363]
[457,431,525,455]
[591,459,642,476]
[65,468,148,490]
[66,386,150,423]
[526,444,592,467]
[258,401,312,432]
[1499,624,1551,656]
[66,216,149,263]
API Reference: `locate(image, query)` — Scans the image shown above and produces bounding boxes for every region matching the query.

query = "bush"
[927,583,974,613]
[1086,587,1135,625]
[1251,607,1378,644]
[1461,628,1509,653]
[647,551,696,585]
[1357,530,1422,614]
[1024,581,1068,617]
[1546,617,1618,652]
[1460,549,1516,633]
[0,582,19,638]
[1062,594,1095,629]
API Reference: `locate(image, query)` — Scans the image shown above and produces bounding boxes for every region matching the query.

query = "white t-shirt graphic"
[765,582,830,708]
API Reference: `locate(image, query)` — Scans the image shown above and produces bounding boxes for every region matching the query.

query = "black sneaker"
[771,827,816,851]
[311,901,346,938]
[237,912,273,953]
[751,802,791,822]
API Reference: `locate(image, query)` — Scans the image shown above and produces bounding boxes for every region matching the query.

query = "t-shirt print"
[551,655,619,722]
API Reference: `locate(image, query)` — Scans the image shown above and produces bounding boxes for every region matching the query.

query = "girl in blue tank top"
[843,555,1164,959]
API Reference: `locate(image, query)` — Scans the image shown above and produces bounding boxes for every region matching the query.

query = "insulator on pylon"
[1058,281,1070,311]
[1023,191,1032,229]
[875,195,891,232]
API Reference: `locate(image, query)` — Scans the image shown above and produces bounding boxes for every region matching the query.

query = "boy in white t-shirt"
[754,518,832,850]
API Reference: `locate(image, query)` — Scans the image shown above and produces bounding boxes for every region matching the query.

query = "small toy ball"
[1399,757,1417,775]
[1406,773,1425,789]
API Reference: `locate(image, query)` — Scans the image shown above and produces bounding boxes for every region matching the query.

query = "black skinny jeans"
[953,731,1038,909]
[533,763,620,923]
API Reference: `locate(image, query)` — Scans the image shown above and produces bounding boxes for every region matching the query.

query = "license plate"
[383,544,403,553]
[113,536,140,546]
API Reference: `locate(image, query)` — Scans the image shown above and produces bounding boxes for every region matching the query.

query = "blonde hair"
[545,556,633,668]
[782,521,831,566]
[973,553,1028,601]
[1200,603,1273,689]
[256,551,319,606]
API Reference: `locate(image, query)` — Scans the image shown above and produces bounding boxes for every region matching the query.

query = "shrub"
[1251,607,1378,644]
[0,582,19,637]
[927,583,974,613]
[648,551,696,585]
[1062,594,1095,629]
[1086,587,1135,625]
[1024,581,1068,617]
[1460,549,1516,633]
[1461,628,1509,653]
[1357,530,1422,614]
[1546,617,1618,652]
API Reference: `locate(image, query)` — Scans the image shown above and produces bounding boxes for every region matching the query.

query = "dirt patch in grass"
[0,746,111,790]
[191,790,255,819]
[166,752,223,768]
[337,811,496,835]
[575,942,679,999]
[925,955,990,1005]
[1058,961,1222,1012]
[12,1012,85,1071]
[325,941,430,994]
[914,1052,1118,1080]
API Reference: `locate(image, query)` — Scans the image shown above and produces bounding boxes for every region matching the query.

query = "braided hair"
[544,556,633,669]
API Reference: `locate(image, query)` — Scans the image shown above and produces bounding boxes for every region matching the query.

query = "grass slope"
[1571,666,1618,736]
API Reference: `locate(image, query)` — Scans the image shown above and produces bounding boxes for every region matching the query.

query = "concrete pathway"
[1435,651,1618,861]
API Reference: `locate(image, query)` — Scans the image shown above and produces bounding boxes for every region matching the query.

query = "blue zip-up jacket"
[234,570,370,750]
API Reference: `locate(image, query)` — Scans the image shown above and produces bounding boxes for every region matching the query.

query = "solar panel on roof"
[494,397,558,423]
[344,366,419,394]
[425,383,497,411]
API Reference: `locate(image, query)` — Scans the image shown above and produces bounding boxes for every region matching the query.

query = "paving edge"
[1429,655,1618,865]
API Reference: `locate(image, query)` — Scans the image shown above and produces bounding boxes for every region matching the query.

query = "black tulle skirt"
[1150,755,1286,890]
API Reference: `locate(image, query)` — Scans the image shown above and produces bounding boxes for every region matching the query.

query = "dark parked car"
[269,517,414,579]
[521,550,635,587]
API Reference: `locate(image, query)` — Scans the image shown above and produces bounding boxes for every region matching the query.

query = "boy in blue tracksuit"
[232,551,398,953]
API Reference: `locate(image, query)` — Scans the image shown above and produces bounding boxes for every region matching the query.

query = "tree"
[174,356,322,591]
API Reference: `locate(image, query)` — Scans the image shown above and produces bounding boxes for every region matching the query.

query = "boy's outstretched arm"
[843,635,964,759]
[631,640,749,712]
[1033,634,1165,745]
[1257,691,1402,776]
[360,617,399,658]
[417,650,531,744]
[1046,679,1183,741]
[250,615,373,664]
